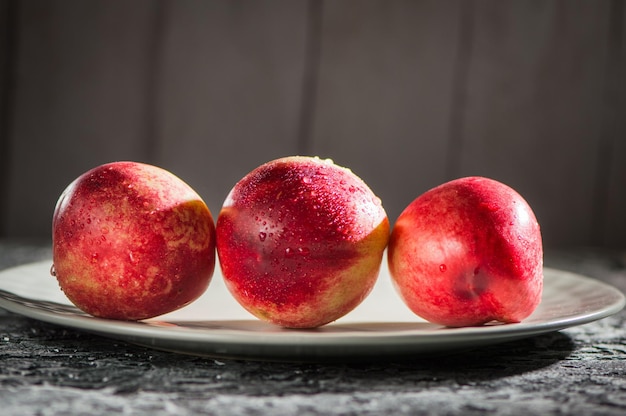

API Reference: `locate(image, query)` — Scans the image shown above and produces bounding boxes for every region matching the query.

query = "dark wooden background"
[1,0,624,249]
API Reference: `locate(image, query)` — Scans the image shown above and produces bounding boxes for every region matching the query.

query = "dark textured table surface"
[1,239,625,415]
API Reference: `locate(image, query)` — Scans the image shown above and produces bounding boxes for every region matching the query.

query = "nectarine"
[388,176,543,327]
[52,161,216,320]
[216,156,390,328]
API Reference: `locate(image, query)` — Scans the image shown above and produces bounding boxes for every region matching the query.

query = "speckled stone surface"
[1,240,625,415]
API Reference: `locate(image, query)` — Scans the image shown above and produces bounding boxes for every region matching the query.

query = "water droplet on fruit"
[285,247,294,257]
[302,176,312,184]
[439,264,447,272]
[258,232,267,242]
[297,247,309,256]
[50,264,56,276]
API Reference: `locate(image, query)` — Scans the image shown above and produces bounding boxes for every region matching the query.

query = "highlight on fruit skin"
[216,156,390,328]
[51,161,216,321]
[387,176,543,327]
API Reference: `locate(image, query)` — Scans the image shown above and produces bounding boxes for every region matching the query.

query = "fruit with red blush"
[216,156,390,328]
[52,161,216,320]
[388,176,543,327]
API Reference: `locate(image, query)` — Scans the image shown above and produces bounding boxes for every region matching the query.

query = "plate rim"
[0,261,624,360]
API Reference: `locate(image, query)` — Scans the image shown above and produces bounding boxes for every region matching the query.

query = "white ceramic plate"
[0,259,624,361]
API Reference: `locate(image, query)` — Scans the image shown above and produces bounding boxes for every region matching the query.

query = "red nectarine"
[216,156,390,328]
[388,176,543,327]
[52,161,216,320]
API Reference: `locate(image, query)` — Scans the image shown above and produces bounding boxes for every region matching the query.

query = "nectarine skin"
[216,156,390,328]
[52,162,216,320]
[388,176,543,327]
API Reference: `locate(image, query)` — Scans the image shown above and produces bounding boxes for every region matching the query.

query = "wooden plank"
[154,0,309,218]
[605,135,626,249]
[3,0,159,237]
[457,0,612,248]
[0,0,15,236]
[0,0,10,142]
[603,0,626,248]
[309,0,463,223]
